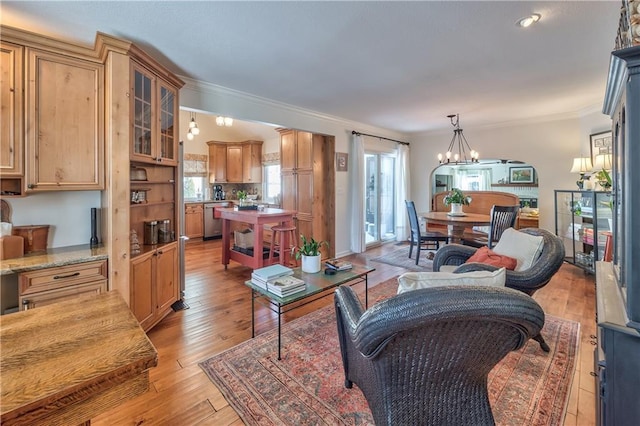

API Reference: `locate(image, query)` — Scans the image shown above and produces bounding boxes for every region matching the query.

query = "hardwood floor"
[93,239,597,425]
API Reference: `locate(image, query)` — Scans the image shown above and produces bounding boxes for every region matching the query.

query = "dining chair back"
[405,200,448,265]
[463,205,519,249]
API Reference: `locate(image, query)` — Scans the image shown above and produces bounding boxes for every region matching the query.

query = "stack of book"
[266,275,306,297]
[251,264,294,290]
[324,258,353,271]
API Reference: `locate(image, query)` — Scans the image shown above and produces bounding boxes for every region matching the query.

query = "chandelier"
[216,116,233,127]
[186,112,200,140]
[437,114,479,164]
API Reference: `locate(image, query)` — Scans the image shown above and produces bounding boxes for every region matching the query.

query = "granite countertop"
[0,244,108,276]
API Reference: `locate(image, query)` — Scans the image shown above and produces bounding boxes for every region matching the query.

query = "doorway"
[365,153,396,246]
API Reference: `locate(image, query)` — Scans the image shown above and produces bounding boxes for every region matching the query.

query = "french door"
[365,153,396,246]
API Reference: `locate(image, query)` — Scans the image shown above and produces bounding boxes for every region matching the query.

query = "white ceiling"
[0,1,621,133]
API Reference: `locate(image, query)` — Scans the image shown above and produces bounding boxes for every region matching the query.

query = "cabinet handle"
[22,300,29,311]
[53,272,81,280]
[27,184,36,189]
[157,250,164,255]
[590,371,598,377]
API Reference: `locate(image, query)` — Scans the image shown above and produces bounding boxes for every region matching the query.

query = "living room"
[2,2,637,425]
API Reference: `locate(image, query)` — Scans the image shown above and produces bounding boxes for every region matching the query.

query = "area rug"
[200,277,579,426]
[370,244,435,271]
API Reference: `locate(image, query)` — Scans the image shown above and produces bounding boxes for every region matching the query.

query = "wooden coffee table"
[245,264,375,360]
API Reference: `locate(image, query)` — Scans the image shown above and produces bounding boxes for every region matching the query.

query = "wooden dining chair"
[405,200,449,265]
[462,205,519,249]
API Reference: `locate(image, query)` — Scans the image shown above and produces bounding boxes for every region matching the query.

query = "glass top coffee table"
[245,264,375,360]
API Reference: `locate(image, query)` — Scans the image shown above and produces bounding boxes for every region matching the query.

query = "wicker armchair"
[334,285,544,426]
[433,227,565,351]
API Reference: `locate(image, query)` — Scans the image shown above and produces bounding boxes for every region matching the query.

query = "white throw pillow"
[493,228,544,271]
[397,268,506,294]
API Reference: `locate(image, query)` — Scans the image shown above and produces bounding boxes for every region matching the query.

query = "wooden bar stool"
[269,225,297,266]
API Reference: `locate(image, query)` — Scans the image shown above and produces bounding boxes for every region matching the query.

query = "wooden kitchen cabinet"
[25,48,104,191]
[207,141,263,184]
[279,129,335,258]
[130,62,178,166]
[185,203,204,239]
[0,41,24,196]
[18,260,108,310]
[130,241,178,331]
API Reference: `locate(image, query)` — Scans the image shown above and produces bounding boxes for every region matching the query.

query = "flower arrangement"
[594,169,612,191]
[291,235,328,260]
[443,188,472,206]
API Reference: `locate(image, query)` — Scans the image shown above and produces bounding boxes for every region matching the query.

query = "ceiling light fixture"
[437,114,479,164]
[216,116,233,127]
[516,13,541,28]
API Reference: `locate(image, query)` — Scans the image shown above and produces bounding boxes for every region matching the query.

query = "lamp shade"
[570,157,593,173]
[593,153,612,171]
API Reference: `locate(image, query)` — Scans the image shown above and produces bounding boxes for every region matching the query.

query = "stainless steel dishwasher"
[204,202,228,240]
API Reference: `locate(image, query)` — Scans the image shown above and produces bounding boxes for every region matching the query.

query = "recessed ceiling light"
[516,13,541,28]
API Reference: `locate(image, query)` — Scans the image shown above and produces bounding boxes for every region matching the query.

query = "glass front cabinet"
[554,190,613,274]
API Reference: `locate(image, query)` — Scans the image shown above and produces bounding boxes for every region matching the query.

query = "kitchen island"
[218,207,296,269]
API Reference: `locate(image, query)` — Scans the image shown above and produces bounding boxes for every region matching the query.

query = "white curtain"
[453,168,491,191]
[350,134,366,253]
[395,143,410,241]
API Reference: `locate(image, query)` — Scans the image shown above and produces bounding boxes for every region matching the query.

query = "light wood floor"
[93,239,597,425]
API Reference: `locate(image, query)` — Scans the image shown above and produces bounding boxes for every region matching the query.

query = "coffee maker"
[213,185,224,200]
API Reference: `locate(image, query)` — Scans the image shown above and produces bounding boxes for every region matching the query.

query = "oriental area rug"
[370,244,435,271]
[199,277,579,426]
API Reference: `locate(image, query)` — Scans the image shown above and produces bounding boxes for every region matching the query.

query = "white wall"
[409,110,612,231]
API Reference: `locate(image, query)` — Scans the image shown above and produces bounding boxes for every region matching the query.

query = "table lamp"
[570,157,593,189]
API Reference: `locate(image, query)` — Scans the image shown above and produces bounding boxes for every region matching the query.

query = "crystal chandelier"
[437,114,479,164]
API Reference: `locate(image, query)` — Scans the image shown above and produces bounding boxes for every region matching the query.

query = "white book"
[268,284,307,297]
[252,264,293,280]
[250,278,268,290]
[268,275,305,289]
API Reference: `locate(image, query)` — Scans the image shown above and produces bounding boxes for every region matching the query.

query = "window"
[263,164,281,204]
[183,176,206,200]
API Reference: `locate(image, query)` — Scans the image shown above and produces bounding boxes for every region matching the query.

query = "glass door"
[365,153,396,246]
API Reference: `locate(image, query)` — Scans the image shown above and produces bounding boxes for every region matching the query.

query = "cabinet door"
[155,242,178,314]
[157,80,178,165]
[25,48,104,191]
[280,130,296,172]
[185,204,204,238]
[130,251,155,327]
[296,170,314,218]
[131,64,156,163]
[296,131,314,170]
[209,143,227,182]
[281,171,297,212]
[242,143,262,183]
[0,42,23,177]
[226,145,243,183]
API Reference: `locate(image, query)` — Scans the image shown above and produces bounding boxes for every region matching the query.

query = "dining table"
[419,211,492,244]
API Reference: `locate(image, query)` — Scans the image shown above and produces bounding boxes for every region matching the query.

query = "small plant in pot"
[443,188,472,214]
[292,235,328,273]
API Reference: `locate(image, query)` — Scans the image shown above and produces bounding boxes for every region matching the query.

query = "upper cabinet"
[25,49,104,191]
[0,42,24,180]
[130,62,178,166]
[0,27,105,194]
[207,140,263,183]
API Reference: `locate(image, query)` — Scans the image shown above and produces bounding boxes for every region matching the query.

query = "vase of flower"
[443,188,472,214]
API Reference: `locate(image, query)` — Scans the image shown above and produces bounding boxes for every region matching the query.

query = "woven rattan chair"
[334,285,544,426]
[405,200,448,264]
[433,227,565,351]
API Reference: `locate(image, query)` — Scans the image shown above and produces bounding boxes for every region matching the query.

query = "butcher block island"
[218,207,296,269]
[0,291,157,425]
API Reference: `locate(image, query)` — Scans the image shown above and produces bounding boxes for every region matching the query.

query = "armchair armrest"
[433,244,478,271]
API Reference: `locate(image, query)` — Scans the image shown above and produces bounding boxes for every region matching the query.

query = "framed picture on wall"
[509,166,535,183]
[590,130,612,165]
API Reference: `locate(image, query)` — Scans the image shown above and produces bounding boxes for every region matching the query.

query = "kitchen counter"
[0,244,108,276]
[0,291,157,425]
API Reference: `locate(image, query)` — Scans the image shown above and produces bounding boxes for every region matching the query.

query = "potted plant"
[594,169,612,191]
[292,235,328,273]
[443,188,472,214]
[237,190,248,204]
